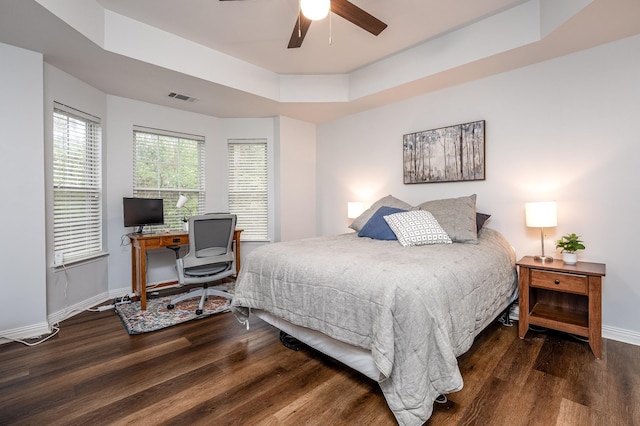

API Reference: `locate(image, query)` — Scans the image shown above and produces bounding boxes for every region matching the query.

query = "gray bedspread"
[231,227,517,425]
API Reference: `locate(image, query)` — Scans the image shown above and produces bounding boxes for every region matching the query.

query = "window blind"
[132,127,205,231]
[228,139,268,241]
[53,104,103,262]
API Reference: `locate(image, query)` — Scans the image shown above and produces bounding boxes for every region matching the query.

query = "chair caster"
[167,304,175,310]
[196,309,203,315]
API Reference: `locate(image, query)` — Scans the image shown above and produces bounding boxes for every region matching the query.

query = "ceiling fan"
[219,0,387,49]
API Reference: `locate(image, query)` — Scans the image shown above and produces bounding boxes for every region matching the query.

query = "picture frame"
[403,120,485,184]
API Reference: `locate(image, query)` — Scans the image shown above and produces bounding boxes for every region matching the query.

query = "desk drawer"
[530,270,588,295]
[160,235,188,246]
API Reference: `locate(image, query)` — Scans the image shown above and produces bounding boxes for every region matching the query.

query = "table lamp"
[176,194,188,208]
[347,202,364,219]
[525,201,557,262]
[176,195,192,217]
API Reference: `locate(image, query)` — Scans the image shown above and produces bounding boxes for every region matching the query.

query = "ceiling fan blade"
[288,12,312,49]
[331,0,387,36]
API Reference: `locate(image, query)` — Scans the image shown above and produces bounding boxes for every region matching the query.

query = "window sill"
[50,252,109,269]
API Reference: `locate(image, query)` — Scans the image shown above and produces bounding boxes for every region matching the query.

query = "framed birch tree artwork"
[403,120,485,184]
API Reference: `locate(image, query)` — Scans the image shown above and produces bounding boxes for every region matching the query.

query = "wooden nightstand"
[517,256,606,359]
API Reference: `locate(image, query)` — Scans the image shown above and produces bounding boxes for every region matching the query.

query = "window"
[133,127,205,231]
[53,103,103,262]
[228,139,268,241]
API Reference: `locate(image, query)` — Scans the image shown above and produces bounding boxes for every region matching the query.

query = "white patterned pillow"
[384,210,452,246]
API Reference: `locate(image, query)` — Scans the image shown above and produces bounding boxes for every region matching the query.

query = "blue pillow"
[358,206,408,240]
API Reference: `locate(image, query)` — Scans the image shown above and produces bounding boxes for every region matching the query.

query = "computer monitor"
[123,197,164,234]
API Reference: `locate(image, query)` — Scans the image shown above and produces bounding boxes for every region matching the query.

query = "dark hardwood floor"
[1,305,638,425]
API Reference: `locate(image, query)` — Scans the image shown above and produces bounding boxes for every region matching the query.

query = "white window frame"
[52,102,103,264]
[132,126,205,231]
[228,139,269,242]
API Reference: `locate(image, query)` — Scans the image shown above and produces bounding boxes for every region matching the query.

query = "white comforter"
[231,228,517,425]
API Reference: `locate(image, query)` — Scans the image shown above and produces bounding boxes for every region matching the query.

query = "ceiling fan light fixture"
[300,0,330,21]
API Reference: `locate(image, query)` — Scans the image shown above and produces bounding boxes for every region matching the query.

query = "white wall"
[0,43,47,338]
[3,33,637,345]
[106,96,223,293]
[276,116,317,241]
[0,45,314,339]
[105,103,302,293]
[44,63,109,321]
[316,35,640,343]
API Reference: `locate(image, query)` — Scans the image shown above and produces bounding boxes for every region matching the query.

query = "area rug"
[115,291,232,335]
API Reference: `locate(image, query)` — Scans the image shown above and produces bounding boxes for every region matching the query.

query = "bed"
[231,195,518,425]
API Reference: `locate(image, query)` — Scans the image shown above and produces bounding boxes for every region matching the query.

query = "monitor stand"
[134,225,153,234]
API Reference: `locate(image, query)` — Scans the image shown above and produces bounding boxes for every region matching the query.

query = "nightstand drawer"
[530,270,588,295]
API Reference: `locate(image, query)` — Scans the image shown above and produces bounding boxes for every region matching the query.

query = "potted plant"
[555,233,585,265]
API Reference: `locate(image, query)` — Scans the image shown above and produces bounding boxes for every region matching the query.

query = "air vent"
[168,92,198,102]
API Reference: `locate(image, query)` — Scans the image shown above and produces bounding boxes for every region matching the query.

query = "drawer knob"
[554,279,560,285]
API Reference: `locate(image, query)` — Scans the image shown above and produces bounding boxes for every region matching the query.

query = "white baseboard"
[0,321,50,345]
[603,325,640,346]
[0,288,136,345]
[109,286,133,299]
[507,304,640,347]
[47,291,111,325]
[49,287,140,325]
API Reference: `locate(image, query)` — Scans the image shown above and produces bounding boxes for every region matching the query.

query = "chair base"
[167,283,232,315]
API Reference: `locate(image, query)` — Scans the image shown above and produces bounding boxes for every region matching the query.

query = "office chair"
[167,213,237,315]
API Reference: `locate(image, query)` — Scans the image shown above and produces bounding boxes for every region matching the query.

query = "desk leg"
[131,241,148,311]
[138,244,147,311]
[131,242,137,296]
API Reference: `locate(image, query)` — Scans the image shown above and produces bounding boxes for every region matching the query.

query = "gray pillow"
[416,194,478,243]
[349,195,413,232]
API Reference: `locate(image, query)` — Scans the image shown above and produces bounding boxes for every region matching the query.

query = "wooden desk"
[129,229,242,310]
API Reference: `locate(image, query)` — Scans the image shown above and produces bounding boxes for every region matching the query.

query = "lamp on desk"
[525,201,557,262]
[176,195,192,227]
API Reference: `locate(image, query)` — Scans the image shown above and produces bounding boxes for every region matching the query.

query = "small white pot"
[562,252,578,265]
[183,221,189,232]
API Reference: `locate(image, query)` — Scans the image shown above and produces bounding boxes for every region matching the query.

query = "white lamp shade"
[525,201,558,227]
[176,195,189,209]
[300,0,330,20]
[347,202,364,219]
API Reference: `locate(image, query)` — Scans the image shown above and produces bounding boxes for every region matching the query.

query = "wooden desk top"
[128,229,243,240]
[127,230,187,239]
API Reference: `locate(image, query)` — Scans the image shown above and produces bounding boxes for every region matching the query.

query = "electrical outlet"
[54,251,64,265]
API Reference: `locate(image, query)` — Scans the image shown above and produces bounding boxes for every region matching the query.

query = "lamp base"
[533,255,554,262]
